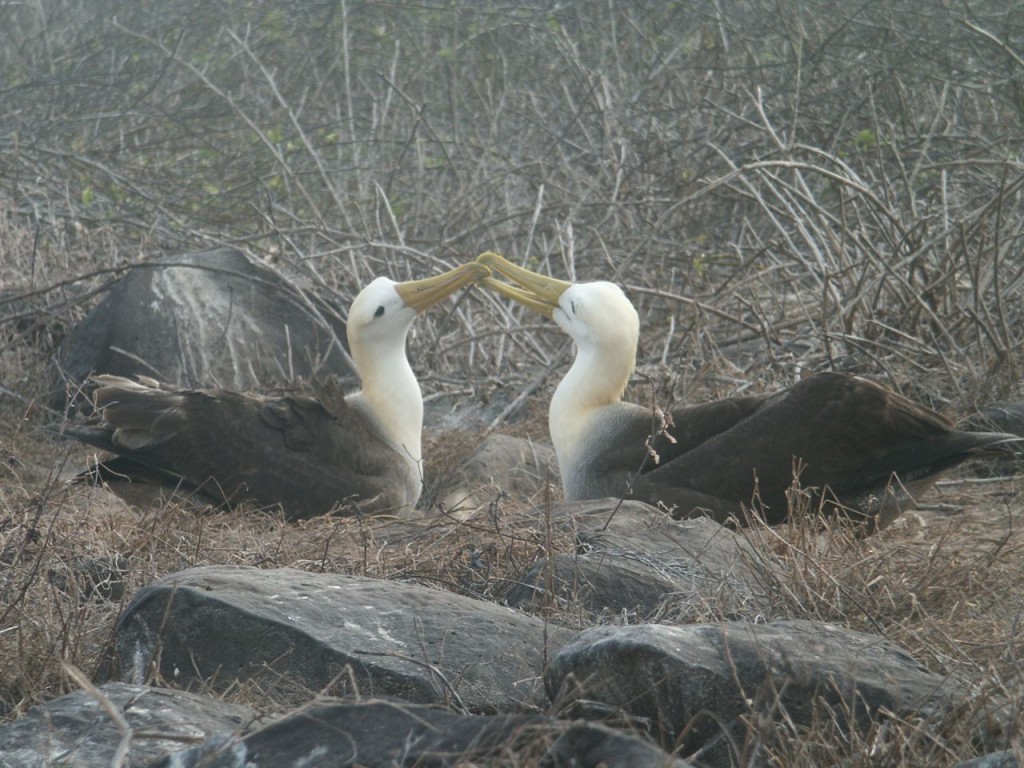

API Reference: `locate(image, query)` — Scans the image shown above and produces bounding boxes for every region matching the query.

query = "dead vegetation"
[2,0,1024,764]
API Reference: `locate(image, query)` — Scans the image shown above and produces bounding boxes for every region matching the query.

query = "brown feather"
[576,372,1018,528]
[64,376,418,519]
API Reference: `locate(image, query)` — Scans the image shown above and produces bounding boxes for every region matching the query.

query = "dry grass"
[730,482,1024,764]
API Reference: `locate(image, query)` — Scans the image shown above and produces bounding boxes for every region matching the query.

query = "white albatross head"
[550,281,640,383]
[477,252,639,405]
[345,262,489,470]
[347,262,489,355]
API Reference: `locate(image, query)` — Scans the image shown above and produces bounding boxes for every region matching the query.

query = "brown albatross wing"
[636,372,1018,525]
[64,376,414,519]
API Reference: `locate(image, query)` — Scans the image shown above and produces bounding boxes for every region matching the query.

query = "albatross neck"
[350,335,423,465]
[549,342,633,491]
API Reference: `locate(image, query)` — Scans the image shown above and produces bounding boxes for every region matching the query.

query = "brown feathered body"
[64,376,419,518]
[567,371,1018,527]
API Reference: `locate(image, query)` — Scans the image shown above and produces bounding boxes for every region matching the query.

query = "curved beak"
[476,252,572,319]
[395,262,490,313]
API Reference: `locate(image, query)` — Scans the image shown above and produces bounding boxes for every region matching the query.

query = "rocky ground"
[1,266,1023,765]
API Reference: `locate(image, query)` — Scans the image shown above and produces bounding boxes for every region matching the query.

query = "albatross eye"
[374,305,385,318]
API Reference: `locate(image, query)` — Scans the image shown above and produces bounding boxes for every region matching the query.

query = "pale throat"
[549,343,632,478]
[350,336,423,464]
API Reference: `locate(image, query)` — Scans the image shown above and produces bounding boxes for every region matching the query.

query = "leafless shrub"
[1,1,1020,406]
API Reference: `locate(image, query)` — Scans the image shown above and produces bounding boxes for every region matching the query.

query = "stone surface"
[52,248,352,412]
[115,566,573,712]
[47,553,129,602]
[965,402,1024,438]
[0,682,254,768]
[506,500,771,620]
[954,752,1019,768]
[547,620,963,762]
[964,403,1024,475]
[152,699,691,767]
[423,386,534,433]
[431,433,557,516]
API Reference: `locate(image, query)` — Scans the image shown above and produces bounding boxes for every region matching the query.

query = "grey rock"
[543,721,691,767]
[965,402,1024,438]
[52,248,351,411]
[115,566,573,712]
[0,682,254,768]
[547,620,962,763]
[506,500,771,620]
[152,699,690,767]
[964,403,1024,475]
[47,554,129,602]
[431,433,557,515]
[955,752,1019,768]
[507,552,690,619]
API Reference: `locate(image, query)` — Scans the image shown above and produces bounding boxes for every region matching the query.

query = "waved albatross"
[478,252,1019,528]
[62,262,489,519]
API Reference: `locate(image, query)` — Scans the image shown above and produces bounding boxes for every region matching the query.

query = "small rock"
[430,433,557,516]
[966,402,1024,437]
[963,403,1024,475]
[47,554,129,602]
[0,682,254,767]
[954,752,1019,768]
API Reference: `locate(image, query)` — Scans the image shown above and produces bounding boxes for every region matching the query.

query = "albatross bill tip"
[480,277,557,319]
[394,261,490,313]
[476,252,572,317]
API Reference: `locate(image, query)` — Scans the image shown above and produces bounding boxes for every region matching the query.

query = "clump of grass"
[714,477,1024,764]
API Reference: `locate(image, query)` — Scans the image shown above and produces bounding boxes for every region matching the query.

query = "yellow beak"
[395,262,490,313]
[475,252,572,319]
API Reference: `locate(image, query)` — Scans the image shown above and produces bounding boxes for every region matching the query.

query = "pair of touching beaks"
[403,252,570,316]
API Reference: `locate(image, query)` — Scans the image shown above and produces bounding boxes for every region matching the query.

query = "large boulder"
[115,565,573,712]
[505,500,772,620]
[152,699,692,768]
[547,620,968,765]
[52,248,351,411]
